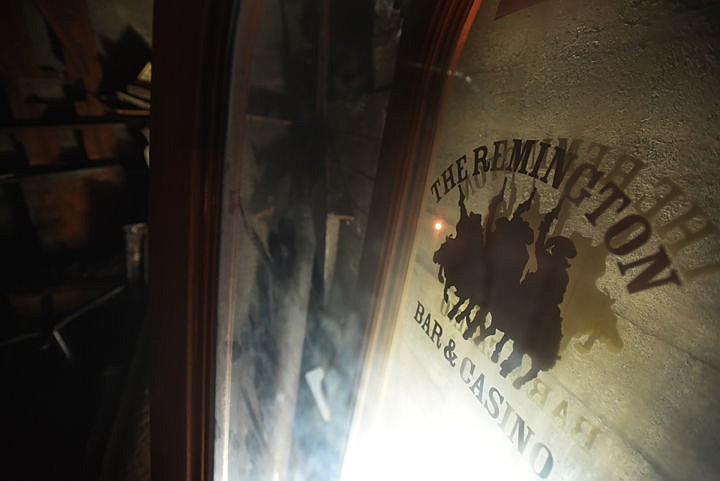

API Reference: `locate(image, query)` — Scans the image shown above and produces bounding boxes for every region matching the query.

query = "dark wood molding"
[149,0,239,480]
[353,0,482,423]
[495,0,550,19]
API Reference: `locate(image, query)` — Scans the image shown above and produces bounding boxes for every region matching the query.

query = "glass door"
[211,1,720,481]
[342,1,720,481]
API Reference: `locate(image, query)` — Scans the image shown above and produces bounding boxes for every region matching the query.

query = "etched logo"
[434,177,623,387]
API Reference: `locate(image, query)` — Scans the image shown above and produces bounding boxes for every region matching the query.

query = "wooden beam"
[0,1,60,165]
[34,0,117,160]
[0,115,149,133]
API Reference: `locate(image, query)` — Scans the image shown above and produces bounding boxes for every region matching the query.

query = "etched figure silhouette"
[433,188,489,320]
[463,186,536,340]
[560,233,623,354]
[433,184,576,387]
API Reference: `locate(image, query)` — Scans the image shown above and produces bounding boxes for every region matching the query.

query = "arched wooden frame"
[148,0,481,480]
[353,0,482,420]
[149,0,237,479]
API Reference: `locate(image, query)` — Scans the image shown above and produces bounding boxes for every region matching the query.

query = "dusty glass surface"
[213,2,403,480]
[342,1,720,481]
[215,1,720,481]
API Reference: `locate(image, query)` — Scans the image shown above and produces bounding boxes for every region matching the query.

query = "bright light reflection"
[340,385,539,481]
[434,221,443,231]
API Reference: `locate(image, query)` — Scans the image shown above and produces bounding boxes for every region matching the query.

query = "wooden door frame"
[351,0,482,452]
[149,0,239,480]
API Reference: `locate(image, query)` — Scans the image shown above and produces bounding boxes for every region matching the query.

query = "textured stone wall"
[352,1,720,480]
